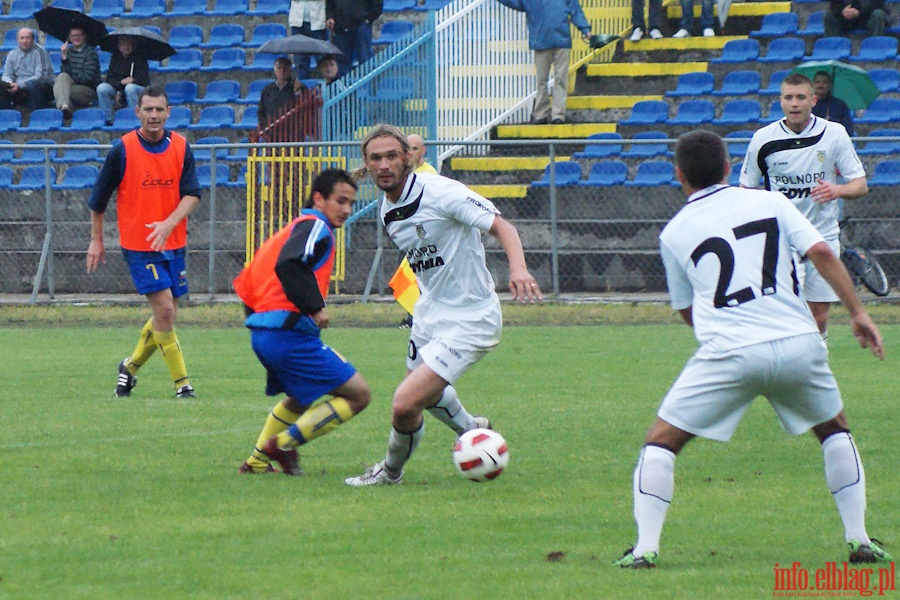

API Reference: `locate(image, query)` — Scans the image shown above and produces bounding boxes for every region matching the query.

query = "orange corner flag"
[389,259,419,316]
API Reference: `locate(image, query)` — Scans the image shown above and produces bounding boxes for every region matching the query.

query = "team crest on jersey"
[817,151,826,163]
[415,223,426,239]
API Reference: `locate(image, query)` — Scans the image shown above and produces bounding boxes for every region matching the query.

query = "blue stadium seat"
[620,100,668,126]
[12,139,56,164]
[710,39,759,63]
[200,48,246,72]
[857,98,900,124]
[236,105,258,130]
[168,25,204,49]
[711,70,761,96]
[760,69,790,96]
[167,106,193,130]
[248,0,287,15]
[243,52,278,71]
[165,80,198,104]
[750,12,799,37]
[0,109,22,133]
[240,79,272,104]
[226,137,250,162]
[373,20,415,45]
[122,0,165,17]
[384,0,416,10]
[805,36,851,60]
[724,130,754,158]
[624,161,674,187]
[666,99,715,125]
[157,49,203,73]
[54,138,101,163]
[22,109,62,133]
[0,166,12,187]
[572,132,623,159]
[188,106,236,130]
[621,131,670,159]
[798,11,825,36]
[168,0,207,16]
[89,0,124,18]
[869,68,900,93]
[857,129,900,155]
[43,35,63,52]
[142,26,162,36]
[712,99,762,125]
[757,37,806,63]
[0,0,42,21]
[204,0,248,16]
[729,162,743,186]
[98,50,111,72]
[197,163,231,187]
[531,161,582,187]
[242,23,286,48]
[105,107,140,131]
[762,100,785,124]
[197,80,241,104]
[54,165,99,189]
[193,136,230,161]
[200,24,245,48]
[225,164,247,188]
[51,0,83,10]
[867,160,900,186]
[578,160,628,187]
[49,51,62,72]
[850,36,898,62]
[1,29,22,52]
[414,0,453,10]
[66,108,105,132]
[370,76,415,101]
[0,140,13,163]
[10,166,55,190]
[665,71,714,97]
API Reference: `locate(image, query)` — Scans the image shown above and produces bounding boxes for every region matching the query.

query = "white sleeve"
[441,181,499,232]
[739,135,763,188]
[775,193,826,255]
[834,129,867,181]
[661,240,693,310]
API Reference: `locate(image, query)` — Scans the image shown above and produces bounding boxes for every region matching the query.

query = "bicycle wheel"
[842,247,890,296]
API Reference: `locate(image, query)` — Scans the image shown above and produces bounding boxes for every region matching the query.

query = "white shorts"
[406,301,502,384]
[658,333,842,441]
[798,238,841,303]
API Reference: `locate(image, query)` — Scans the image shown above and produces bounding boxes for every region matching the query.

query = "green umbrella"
[790,60,880,110]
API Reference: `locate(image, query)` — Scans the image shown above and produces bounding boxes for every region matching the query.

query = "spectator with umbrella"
[97,33,153,126]
[0,28,54,112]
[33,5,107,118]
[259,56,299,126]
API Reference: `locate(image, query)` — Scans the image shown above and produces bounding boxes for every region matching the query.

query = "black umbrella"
[257,34,343,56]
[99,27,176,62]
[33,6,108,46]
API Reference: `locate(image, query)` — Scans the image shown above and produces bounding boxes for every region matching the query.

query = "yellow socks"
[248,402,302,469]
[126,318,157,375]
[151,328,190,389]
[276,398,355,450]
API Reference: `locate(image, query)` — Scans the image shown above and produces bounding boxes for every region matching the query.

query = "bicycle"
[839,215,890,297]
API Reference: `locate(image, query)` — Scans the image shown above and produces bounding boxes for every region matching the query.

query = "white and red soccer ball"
[452,428,509,482]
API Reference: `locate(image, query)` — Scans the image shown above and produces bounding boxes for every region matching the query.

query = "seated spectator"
[812,70,854,136]
[673,0,716,37]
[53,27,101,118]
[259,56,297,125]
[97,36,151,125]
[0,28,54,111]
[825,0,886,37]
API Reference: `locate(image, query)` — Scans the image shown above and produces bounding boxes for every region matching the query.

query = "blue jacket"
[496,0,591,50]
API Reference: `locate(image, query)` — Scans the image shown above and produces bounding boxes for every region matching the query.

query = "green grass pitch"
[1,312,896,598]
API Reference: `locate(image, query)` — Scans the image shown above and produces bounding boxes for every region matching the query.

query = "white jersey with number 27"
[660,184,825,353]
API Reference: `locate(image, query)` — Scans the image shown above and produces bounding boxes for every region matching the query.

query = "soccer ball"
[452,428,509,482]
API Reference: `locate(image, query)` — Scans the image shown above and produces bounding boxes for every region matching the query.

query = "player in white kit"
[616,130,888,569]
[740,72,868,337]
[345,124,542,486]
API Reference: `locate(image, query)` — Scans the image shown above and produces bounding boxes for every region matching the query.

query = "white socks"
[385,421,424,474]
[426,386,476,435]
[822,431,869,544]
[632,445,676,556]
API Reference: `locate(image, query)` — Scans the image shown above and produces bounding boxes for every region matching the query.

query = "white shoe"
[344,461,403,487]
[472,416,492,430]
[629,27,643,42]
[703,27,715,37]
[673,28,690,38]
[649,28,663,39]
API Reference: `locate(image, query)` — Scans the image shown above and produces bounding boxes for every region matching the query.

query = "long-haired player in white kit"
[345,124,542,486]
[740,72,868,338]
[615,130,889,569]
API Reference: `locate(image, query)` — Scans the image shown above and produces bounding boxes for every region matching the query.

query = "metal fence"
[5,137,899,304]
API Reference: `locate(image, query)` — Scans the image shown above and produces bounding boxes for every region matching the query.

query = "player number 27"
[690,217,779,309]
